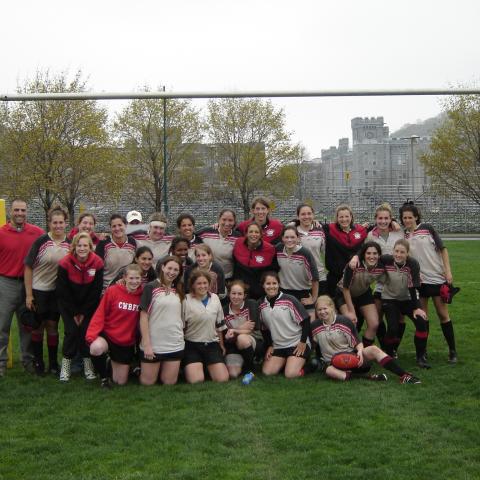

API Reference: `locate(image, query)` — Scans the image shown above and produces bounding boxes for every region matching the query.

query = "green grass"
[1,241,479,480]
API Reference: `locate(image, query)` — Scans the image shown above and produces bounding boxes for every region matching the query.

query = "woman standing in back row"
[237,197,284,245]
[24,206,70,375]
[400,203,457,364]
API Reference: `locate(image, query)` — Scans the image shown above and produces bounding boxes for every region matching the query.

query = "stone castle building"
[320,116,430,191]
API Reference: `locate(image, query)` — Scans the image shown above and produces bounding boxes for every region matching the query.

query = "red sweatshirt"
[86,283,143,346]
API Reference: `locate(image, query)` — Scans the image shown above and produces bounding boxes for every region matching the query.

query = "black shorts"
[101,334,135,365]
[335,288,374,310]
[382,299,417,317]
[183,340,225,367]
[281,289,315,310]
[318,280,328,296]
[32,289,60,322]
[272,344,311,359]
[139,349,184,363]
[419,283,442,298]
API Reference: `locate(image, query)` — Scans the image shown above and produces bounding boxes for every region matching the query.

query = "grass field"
[1,241,479,480]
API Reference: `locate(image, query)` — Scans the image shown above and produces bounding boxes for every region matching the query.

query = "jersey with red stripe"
[96,236,137,289]
[311,315,359,363]
[197,227,242,279]
[341,261,386,298]
[297,225,326,281]
[24,234,70,291]
[134,234,173,268]
[259,292,310,349]
[381,255,421,302]
[139,281,184,354]
[405,223,445,284]
[276,244,319,291]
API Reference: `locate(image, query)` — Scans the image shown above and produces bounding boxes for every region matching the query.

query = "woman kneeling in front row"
[183,270,229,383]
[311,295,421,384]
[260,271,311,378]
[87,264,143,388]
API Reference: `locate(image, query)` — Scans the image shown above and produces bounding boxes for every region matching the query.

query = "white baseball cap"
[126,210,143,223]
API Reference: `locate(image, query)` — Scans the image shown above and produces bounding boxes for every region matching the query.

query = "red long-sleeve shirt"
[86,283,143,346]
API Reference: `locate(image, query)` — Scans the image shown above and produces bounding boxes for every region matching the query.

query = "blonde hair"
[70,232,94,255]
[375,202,393,218]
[315,295,336,323]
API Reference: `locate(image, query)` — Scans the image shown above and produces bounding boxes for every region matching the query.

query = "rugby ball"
[331,352,360,370]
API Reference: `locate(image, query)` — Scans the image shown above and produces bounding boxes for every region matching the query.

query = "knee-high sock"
[47,333,59,366]
[91,353,108,379]
[413,315,428,357]
[379,355,407,377]
[31,332,44,362]
[240,346,255,373]
[376,320,386,349]
[441,321,456,351]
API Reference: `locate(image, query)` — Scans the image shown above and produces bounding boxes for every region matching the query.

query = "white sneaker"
[59,358,72,382]
[83,358,96,380]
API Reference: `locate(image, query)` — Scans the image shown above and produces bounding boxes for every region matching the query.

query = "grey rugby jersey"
[259,293,310,349]
[24,234,70,291]
[139,281,184,354]
[381,255,421,303]
[297,225,327,281]
[276,244,319,291]
[341,262,386,298]
[311,315,359,363]
[405,223,446,285]
[183,293,226,343]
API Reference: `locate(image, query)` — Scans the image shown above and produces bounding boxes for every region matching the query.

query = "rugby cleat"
[400,373,421,384]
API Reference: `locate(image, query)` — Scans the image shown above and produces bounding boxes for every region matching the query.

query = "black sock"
[441,321,456,351]
[240,346,255,373]
[91,354,108,379]
[398,322,406,342]
[31,335,44,364]
[47,334,59,367]
[376,320,386,349]
[413,315,428,357]
[380,356,406,377]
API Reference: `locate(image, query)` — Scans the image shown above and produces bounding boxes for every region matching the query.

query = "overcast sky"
[2,0,479,157]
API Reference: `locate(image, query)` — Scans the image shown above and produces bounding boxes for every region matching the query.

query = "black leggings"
[60,309,91,359]
[382,300,428,357]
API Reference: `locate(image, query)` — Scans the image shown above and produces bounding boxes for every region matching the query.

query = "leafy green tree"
[114,90,203,213]
[421,92,480,206]
[205,98,302,217]
[0,70,119,225]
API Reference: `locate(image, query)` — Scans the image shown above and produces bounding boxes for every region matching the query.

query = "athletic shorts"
[335,288,374,310]
[281,289,315,310]
[100,334,135,365]
[419,283,442,298]
[32,289,60,322]
[382,299,417,317]
[318,280,328,296]
[272,344,311,359]
[139,349,184,363]
[183,340,225,367]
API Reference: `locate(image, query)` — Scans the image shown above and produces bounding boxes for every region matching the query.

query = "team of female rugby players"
[24,197,458,388]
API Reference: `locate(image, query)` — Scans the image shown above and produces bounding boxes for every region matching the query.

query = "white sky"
[2,0,479,157]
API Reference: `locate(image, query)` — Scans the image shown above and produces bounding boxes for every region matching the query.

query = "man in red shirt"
[0,199,44,376]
